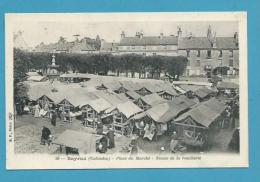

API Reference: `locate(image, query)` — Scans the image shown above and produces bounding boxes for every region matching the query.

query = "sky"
[14,21,239,47]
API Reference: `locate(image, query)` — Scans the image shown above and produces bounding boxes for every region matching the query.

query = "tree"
[13,48,30,115]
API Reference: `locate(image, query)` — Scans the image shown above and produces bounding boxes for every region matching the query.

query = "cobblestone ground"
[14,115,132,154]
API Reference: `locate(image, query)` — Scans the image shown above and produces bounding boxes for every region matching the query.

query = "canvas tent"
[217,82,239,96]
[81,98,112,128]
[107,101,143,135]
[136,93,166,110]
[194,87,215,101]
[125,90,141,101]
[52,130,98,154]
[173,98,226,147]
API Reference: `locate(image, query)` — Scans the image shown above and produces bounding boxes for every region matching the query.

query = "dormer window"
[207,50,211,58]
[219,50,223,57]
[229,50,234,57]
[197,50,200,57]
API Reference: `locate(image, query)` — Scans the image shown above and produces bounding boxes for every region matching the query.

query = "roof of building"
[137,82,162,93]
[125,90,141,100]
[217,82,239,89]
[178,84,206,92]
[100,82,122,91]
[194,87,215,99]
[92,90,126,106]
[100,41,118,52]
[216,37,238,49]
[172,95,197,109]
[146,101,191,123]
[117,93,130,102]
[178,37,238,50]
[119,36,178,46]
[174,98,226,127]
[116,101,143,119]
[60,73,95,79]
[70,39,97,51]
[52,130,98,153]
[140,93,165,106]
[63,91,99,107]
[119,81,142,91]
[27,82,98,106]
[27,75,45,82]
[55,41,74,51]
[87,98,112,113]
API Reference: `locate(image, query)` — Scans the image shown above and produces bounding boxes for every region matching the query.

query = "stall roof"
[117,93,130,102]
[138,82,162,93]
[52,130,98,153]
[93,90,126,106]
[87,98,112,113]
[194,87,215,99]
[60,73,95,79]
[178,84,206,92]
[27,75,45,82]
[101,82,122,91]
[217,82,239,89]
[172,81,212,87]
[119,81,142,91]
[64,90,99,107]
[174,98,226,127]
[125,90,141,100]
[172,95,197,109]
[140,93,166,106]
[117,101,143,119]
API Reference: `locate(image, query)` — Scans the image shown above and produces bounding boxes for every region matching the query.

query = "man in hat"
[170,131,179,153]
[129,136,138,155]
[41,126,51,146]
[51,110,57,126]
[107,127,115,149]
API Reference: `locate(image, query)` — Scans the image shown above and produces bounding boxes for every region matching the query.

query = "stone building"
[117,31,179,56]
[178,26,239,76]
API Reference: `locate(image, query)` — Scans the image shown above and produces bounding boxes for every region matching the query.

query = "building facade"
[117,31,179,56]
[178,26,239,76]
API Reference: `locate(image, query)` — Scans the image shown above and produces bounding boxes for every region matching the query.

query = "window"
[219,50,222,57]
[187,60,190,66]
[229,59,233,67]
[186,50,190,57]
[197,50,200,57]
[196,60,200,67]
[229,50,234,57]
[207,50,211,58]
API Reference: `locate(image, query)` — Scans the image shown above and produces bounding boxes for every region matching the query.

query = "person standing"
[34,104,40,118]
[130,137,138,155]
[96,121,103,135]
[107,128,115,149]
[51,111,57,126]
[41,126,51,146]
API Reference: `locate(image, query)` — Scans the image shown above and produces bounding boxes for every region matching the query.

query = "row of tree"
[14,49,188,79]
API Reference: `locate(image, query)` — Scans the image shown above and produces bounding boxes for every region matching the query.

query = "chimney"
[139,30,144,39]
[177,26,182,38]
[136,32,140,38]
[121,31,125,39]
[159,32,164,39]
[234,32,239,46]
[188,32,193,39]
[212,32,217,48]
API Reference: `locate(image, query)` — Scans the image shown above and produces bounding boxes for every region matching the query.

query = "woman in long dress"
[34,104,40,118]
